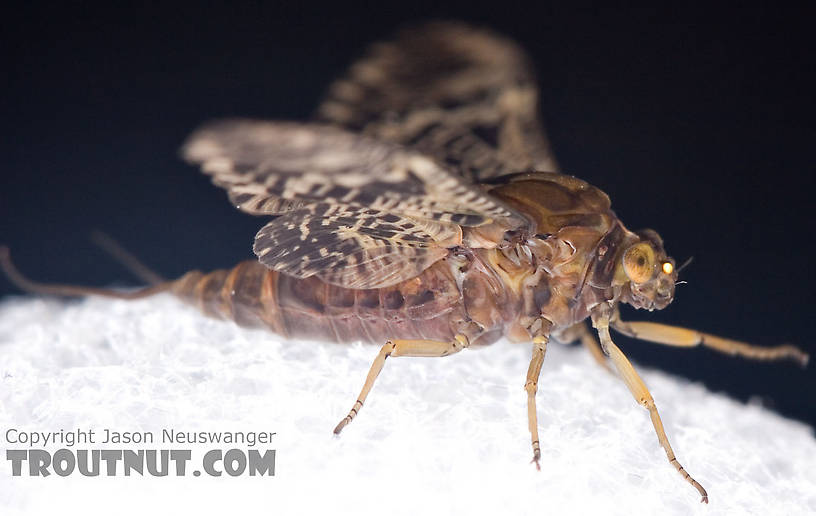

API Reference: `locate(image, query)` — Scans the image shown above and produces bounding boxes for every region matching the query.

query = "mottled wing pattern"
[316,21,559,182]
[183,120,524,226]
[183,120,529,287]
[253,204,455,289]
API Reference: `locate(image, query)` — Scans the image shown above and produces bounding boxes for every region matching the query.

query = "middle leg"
[525,318,553,469]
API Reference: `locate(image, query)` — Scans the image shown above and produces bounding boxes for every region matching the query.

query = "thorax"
[460,172,635,341]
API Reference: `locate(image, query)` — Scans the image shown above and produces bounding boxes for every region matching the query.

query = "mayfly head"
[617,229,677,311]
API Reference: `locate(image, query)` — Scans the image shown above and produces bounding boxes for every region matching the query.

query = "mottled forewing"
[316,21,559,181]
[183,120,525,228]
[253,204,456,288]
[183,120,530,288]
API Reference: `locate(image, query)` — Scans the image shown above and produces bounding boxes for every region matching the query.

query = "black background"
[2,5,814,426]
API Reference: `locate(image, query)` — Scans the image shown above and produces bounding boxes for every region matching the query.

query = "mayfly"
[1,21,808,503]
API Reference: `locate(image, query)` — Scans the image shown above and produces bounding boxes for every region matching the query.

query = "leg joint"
[525,380,538,395]
[453,333,470,352]
[638,396,655,409]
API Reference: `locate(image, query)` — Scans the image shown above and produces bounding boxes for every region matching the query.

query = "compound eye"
[662,262,674,275]
[623,243,655,283]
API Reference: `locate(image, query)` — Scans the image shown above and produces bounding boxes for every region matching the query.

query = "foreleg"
[593,312,709,503]
[612,319,808,366]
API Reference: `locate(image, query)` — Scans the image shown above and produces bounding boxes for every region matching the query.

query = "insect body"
[1,21,808,503]
[169,171,615,347]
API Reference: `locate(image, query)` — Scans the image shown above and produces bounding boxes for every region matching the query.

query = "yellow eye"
[662,262,674,275]
[623,243,655,283]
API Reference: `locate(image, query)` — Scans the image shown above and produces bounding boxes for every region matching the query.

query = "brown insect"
[1,21,808,503]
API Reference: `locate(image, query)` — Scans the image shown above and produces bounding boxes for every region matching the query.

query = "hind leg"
[333,334,471,434]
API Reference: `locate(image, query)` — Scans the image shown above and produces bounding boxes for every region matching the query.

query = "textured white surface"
[0,294,814,515]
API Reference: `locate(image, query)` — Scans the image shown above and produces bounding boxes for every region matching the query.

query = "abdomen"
[170,260,470,344]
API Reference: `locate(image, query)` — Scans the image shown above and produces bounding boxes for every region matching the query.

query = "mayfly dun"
[1,21,808,503]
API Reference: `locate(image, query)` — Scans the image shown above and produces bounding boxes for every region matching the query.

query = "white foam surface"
[1,295,814,515]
